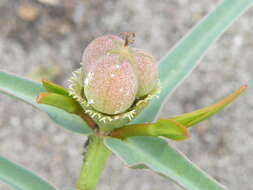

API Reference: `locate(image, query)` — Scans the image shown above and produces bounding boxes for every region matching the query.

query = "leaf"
[111,119,190,141]
[132,0,253,124]
[111,86,246,140]
[172,85,247,127]
[105,136,226,190]
[0,71,92,135]
[37,92,83,114]
[0,156,57,190]
[42,79,69,96]
[154,119,190,140]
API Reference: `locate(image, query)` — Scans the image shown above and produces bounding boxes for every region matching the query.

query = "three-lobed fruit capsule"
[81,34,159,115]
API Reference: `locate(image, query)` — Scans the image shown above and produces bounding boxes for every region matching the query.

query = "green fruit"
[84,54,138,115]
[82,34,159,116]
[133,49,159,97]
[81,35,124,74]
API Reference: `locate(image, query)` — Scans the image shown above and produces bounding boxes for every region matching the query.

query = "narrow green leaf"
[133,0,253,124]
[154,119,190,140]
[105,136,226,190]
[37,92,83,114]
[0,71,92,135]
[172,85,247,127]
[42,105,93,134]
[0,156,57,190]
[111,86,246,140]
[0,71,44,106]
[111,119,190,141]
[42,79,69,96]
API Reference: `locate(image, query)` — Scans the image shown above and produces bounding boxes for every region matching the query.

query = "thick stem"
[77,135,111,190]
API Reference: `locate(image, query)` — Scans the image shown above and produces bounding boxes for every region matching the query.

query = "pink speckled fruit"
[133,49,159,97]
[84,54,138,115]
[82,35,124,74]
[82,34,159,115]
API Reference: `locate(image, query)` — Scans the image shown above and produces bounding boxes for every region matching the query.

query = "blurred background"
[0,0,252,189]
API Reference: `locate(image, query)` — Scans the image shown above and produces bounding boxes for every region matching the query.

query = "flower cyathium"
[69,33,160,131]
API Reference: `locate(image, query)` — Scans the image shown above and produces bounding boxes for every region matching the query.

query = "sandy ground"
[0,0,253,189]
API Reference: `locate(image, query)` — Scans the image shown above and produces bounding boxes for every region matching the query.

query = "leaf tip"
[172,119,191,140]
[41,79,47,83]
[240,84,248,92]
[36,92,48,104]
[230,85,248,100]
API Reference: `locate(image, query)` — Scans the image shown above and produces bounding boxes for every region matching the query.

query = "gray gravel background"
[0,0,252,189]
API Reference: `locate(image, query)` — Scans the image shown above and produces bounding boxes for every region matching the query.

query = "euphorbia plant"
[0,0,251,190]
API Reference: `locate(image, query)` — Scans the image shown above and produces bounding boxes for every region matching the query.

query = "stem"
[77,135,111,190]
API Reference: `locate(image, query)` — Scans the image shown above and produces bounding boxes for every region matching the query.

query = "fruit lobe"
[133,49,159,97]
[82,35,124,74]
[84,54,138,115]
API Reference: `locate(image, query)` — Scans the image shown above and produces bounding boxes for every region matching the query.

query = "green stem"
[77,135,111,190]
